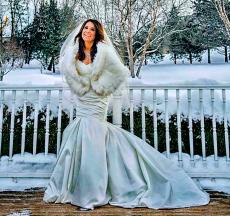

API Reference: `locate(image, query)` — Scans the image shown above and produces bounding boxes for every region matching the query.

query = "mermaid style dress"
[43,61,210,210]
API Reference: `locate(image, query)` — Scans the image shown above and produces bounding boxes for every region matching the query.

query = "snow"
[7,210,31,216]
[2,55,230,120]
[0,49,230,194]
[0,152,229,194]
[138,64,230,85]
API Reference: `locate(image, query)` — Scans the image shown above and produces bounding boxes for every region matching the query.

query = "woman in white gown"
[43,19,210,210]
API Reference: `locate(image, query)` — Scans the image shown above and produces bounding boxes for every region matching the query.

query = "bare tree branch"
[213,0,230,37]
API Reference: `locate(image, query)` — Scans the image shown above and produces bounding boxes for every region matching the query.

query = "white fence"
[0,84,230,180]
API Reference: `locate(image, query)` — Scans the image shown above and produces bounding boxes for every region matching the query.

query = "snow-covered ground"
[1,152,230,195]
[7,210,31,216]
[0,48,230,194]
[1,50,230,119]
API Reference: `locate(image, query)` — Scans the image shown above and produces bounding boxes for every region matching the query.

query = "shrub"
[1,105,228,157]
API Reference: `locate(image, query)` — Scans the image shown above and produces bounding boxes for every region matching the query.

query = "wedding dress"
[43,60,210,210]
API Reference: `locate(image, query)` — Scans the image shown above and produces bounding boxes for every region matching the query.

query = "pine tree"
[18,0,77,68]
[28,0,62,72]
[193,0,230,63]
[44,0,61,72]
[167,5,185,64]
[17,23,33,64]
[167,8,204,64]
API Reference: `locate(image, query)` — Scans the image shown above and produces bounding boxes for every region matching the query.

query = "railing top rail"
[1,83,230,90]
[0,84,69,90]
[129,83,230,89]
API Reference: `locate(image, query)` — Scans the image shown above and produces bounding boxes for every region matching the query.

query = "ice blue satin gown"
[43,61,210,210]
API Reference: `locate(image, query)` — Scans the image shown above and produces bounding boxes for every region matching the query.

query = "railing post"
[153,89,158,150]
[176,89,182,166]
[45,90,51,156]
[141,89,146,141]
[33,90,39,155]
[57,89,63,156]
[187,89,194,163]
[211,89,218,161]
[129,89,134,134]
[0,90,4,159]
[21,90,28,156]
[165,89,170,158]
[9,90,16,161]
[112,91,122,127]
[222,89,229,161]
[199,89,206,161]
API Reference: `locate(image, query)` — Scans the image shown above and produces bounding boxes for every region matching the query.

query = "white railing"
[0,84,230,179]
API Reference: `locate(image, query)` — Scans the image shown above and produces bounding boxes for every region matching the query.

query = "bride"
[43,19,210,210]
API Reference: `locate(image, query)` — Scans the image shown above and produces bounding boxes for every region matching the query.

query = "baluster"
[69,94,74,123]
[45,90,51,156]
[153,89,158,150]
[9,90,16,161]
[33,90,39,155]
[211,89,218,161]
[129,89,134,134]
[0,90,5,158]
[21,90,27,156]
[57,89,63,156]
[141,89,146,141]
[165,89,170,158]
[222,89,229,161]
[199,89,206,160]
[187,89,194,161]
[176,89,182,165]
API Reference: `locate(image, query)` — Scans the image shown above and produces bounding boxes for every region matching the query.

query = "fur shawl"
[59,40,129,97]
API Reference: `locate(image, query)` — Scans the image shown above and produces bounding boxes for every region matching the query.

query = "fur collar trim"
[60,39,129,96]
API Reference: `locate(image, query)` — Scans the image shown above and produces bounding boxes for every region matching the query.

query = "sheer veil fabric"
[43,21,210,210]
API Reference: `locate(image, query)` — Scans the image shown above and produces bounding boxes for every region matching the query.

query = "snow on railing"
[125,84,230,164]
[0,84,230,180]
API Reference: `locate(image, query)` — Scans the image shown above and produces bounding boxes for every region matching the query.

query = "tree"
[7,0,29,39]
[29,0,62,72]
[76,0,190,77]
[17,23,33,64]
[0,40,24,81]
[58,1,82,45]
[193,0,230,63]
[110,0,190,77]
[0,2,24,81]
[164,5,186,64]
[213,0,230,37]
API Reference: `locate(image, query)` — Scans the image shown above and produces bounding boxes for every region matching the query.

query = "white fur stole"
[59,40,129,97]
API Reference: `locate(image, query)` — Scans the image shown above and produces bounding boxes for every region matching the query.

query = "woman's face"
[82,21,96,43]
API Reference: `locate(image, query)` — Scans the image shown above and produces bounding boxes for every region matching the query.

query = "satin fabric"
[43,62,210,209]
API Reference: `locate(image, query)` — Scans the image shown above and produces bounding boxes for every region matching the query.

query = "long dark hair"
[74,19,105,62]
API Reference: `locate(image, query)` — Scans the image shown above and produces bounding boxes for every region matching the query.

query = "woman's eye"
[84,26,95,31]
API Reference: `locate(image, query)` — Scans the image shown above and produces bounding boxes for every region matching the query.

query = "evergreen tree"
[37,0,61,72]
[167,8,204,64]
[167,5,185,64]
[18,0,78,68]
[27,0,62,72]
[193,0,230,63]
[17,23,33,64]
[181,17,204,64]
[18,1,49,65]
[43,0,62,72]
